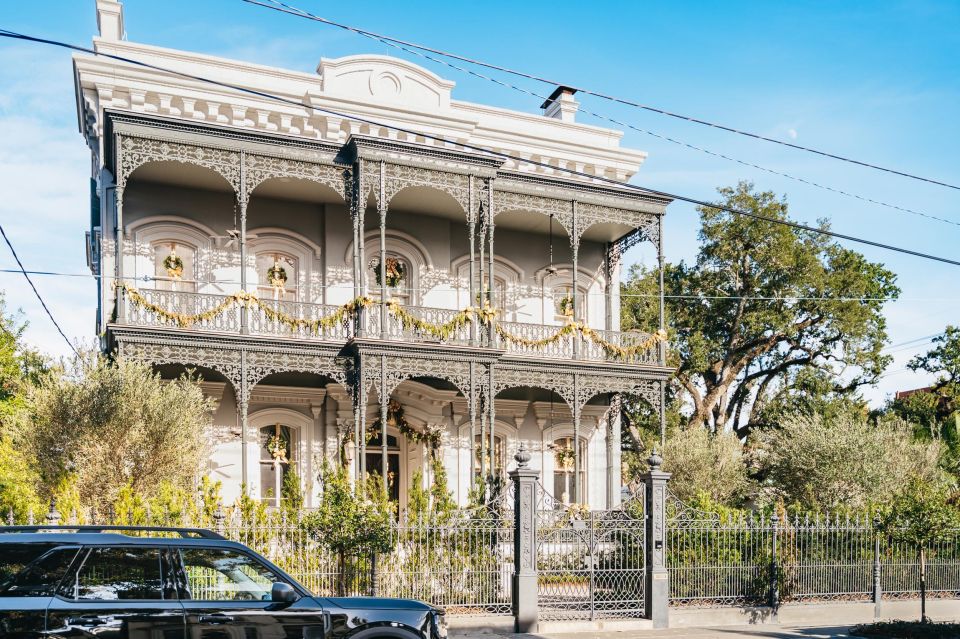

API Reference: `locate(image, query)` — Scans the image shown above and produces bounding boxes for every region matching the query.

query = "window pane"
[0,544,78,597]
[180,548,282,601]
[72,547,164,600]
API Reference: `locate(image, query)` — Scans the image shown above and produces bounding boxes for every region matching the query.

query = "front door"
[176,546,326,639]
[45,545,184,639]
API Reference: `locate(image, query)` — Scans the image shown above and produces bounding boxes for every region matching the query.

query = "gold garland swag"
[117,283,666,358]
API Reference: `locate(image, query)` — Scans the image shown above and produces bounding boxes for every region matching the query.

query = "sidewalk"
[452,626,854,639]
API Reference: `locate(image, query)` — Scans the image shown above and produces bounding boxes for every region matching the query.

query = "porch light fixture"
[546,214,557,275]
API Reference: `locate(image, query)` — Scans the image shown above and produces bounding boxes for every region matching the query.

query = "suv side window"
[179,548,284,601]
[61,547,166,600]
[0,544,79,597]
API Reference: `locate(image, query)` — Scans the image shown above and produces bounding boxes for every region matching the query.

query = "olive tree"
[25,354,212,512]
[757,413,941,511]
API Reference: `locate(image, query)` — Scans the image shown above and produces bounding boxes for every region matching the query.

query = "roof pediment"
[317,54,454,111]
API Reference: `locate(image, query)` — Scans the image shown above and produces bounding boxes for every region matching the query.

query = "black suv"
[0,526,446,639]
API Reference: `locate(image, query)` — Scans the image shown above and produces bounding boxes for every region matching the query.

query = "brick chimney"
[541,86,579,123]
[96,0,125,41]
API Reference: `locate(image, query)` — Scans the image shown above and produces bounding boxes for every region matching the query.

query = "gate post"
[510,444,539,633]
[643,449,671,628]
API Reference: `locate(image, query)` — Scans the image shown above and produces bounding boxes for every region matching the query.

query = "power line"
[6,268,960,305]
[0,225,82,361]
[3,28,960,270]
[245,0,960,230]
[246,0,960,193]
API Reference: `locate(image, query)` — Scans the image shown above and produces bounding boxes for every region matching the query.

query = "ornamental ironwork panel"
[126,288,242,333]
[536,486,646,620]
[247,298,354,341]
[116,135,241,193]
[243,152,347,203]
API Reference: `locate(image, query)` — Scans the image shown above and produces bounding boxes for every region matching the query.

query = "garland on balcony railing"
[116,283,667,358]
[116,282,372,332]
[386,299,475,340]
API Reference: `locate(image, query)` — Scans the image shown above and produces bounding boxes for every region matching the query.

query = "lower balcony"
[120,287,663,365]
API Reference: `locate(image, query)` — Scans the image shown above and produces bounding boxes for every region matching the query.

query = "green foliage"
[407,469,430,521]
[0,294,47,522]
[0,435,43,522]
[757,413,943,511]
[655,427,751,506]
[304,463,394,557]
[281,469,304,516]
[24,353,213,511]
[878,478,960,623]
[879,478,960,551]
[622,181,899,436]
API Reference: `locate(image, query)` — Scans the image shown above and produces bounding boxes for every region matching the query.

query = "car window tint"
[0,544,78,596]
[179,548,282,601]
[71,547,164,600]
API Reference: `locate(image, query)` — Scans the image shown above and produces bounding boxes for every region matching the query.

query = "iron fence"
[536,485,647,620]
[220,507,515,615]
[666,499,960,608]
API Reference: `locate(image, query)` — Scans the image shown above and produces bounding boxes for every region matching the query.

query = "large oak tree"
[623,182,898,437]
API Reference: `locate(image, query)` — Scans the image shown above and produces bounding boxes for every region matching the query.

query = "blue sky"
[0,1,958,404]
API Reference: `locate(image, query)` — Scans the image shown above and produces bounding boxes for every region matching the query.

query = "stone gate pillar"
[509,444,539,633]
[643,449,671,628]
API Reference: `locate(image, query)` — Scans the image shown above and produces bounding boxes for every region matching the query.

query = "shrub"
[758,413,942,511]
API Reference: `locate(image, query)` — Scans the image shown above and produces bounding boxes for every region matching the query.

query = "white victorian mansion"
[76,0,672,510]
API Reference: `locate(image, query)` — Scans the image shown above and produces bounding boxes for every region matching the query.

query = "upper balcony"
[119,286,664,365]
[96,120,670,367]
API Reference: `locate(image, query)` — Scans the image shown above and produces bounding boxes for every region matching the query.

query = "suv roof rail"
[0,525,226,540]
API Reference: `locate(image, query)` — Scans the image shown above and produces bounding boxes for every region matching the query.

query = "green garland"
[118,282,667,359]
[365,400,443,450]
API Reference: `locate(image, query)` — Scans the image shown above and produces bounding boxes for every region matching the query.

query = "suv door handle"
[67,615,108,626]
[198,614,234,625]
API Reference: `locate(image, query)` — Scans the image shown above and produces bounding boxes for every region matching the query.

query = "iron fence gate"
[536,486,646,620]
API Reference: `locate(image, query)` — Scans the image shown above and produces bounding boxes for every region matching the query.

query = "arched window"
[152,241,196,292]
[259,424,296,507]
[256,253,298,302]
[551,436,586,505]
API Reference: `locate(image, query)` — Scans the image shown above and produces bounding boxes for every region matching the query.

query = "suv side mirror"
[271,582,300,604]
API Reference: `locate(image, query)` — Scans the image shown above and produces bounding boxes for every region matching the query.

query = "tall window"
[474,434,505,480]
[552,436,586,505]
[152,242,196,292]
[365,432,401,503]
[256,253,297,302]
[260,424,294,506]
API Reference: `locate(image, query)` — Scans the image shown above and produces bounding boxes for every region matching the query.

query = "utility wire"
[246,0,959,229]
[3,269,958,304]
[2,28,960,270]
[0,225,83,361]
[246,0,960,193]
